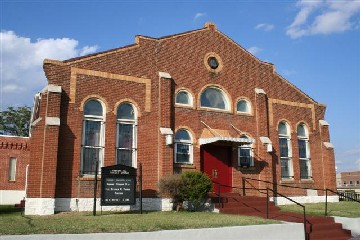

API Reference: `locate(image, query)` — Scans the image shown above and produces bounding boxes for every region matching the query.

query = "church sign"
[101,164,137,206]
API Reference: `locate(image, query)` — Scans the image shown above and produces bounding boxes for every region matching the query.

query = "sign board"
[101,164,137,206]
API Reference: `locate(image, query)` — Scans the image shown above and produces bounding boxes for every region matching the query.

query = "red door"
[202,145,232,193]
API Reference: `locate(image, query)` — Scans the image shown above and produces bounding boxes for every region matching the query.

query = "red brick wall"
[0,136,30,191]
[38,23,336,199]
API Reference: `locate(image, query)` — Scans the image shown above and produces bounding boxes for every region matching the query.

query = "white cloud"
[0,30,98,109]
[194,12,206,22]
[247,46,262,55]
[287,0,360,38]
[255,23,275,31]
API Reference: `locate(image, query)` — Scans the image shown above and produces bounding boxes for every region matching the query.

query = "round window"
[208,57,219,69]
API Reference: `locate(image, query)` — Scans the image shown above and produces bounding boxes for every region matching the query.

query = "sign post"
[101,164,137,206]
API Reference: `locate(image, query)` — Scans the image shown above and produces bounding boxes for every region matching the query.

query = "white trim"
[323,142,334,149]
[41,84,62,93]
[54,198,173,212]
[260,136,272,144]
[199,136,255,145]
[319,120,329,126]
[25,198,55,215]
[255,88,266,94]
[159,72,172,79]
[45,117,60,126]
[160,128,173,135]
[0,190,26,205]
[271,195,339,205]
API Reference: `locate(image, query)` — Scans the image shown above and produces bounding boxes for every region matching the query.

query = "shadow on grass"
[0,205,23,215]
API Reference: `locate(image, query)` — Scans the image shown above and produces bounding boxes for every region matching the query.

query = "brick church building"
[24,23,337,215]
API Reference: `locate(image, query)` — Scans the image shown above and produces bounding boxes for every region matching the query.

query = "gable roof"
[45,22,318,104]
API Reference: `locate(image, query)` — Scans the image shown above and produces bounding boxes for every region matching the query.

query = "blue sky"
[1,0,359,172]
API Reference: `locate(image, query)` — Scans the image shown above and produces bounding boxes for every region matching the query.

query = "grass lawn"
[0,206,279,235]
[280,201,360,218]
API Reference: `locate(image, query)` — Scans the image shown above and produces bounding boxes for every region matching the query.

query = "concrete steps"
[210,193,352,240]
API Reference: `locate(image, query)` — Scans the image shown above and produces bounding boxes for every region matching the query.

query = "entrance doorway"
[201,145,232,193]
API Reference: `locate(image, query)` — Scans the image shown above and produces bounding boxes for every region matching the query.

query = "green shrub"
[181,171,212,211]
[159,172,213,211]
[158,174,186,211]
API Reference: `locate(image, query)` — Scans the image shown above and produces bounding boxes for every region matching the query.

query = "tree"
[0,106,31,137]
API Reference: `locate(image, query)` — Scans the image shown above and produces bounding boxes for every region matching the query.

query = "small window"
[200,87,229,110]
[175,90,192,106]
[237,99,251,114]
[8,157,17,181]
[208,57,219,69]
[238,136,254,168]
[174,129,193,164]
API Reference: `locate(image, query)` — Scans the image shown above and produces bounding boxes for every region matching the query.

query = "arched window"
[278,121,293,179]
[298,123,311,179]
[237,99,251,114]
[238,135,254,168]
[116,102,137,167]
[81,99,105,174]
[200,87,229,110]
[175,90,192,106]
[174,129,193,164]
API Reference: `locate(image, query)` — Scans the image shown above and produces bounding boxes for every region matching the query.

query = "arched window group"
[175,86,252,114]
[278,121,312,180]
[81,99,138,174]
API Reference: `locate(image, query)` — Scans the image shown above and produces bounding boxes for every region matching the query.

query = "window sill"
[236,112,253,117]
[8,180,16,183]
[300,179,314,183]
[79,175,101,181]
[175,104,195,109]
[238,166,255,171]
[280,178,296,184]
[174,163,196,169]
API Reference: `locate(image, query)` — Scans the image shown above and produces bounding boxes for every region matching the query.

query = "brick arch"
[113,99,142,118]
[79,95,110,114]
[296,121,311,135]
[174,87,196,109]
[277,119,292,134]
[197,84,233,113]
[174,126,197,145]
[234,96,253,115]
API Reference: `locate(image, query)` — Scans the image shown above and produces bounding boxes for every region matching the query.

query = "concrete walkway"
[1,223,304,240]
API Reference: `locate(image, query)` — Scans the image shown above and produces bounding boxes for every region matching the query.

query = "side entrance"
[201,145,232,193]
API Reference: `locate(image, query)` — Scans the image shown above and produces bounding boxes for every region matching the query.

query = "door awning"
[199,136,255,146]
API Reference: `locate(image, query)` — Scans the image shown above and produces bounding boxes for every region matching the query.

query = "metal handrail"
[242,177,311,240]
[213,179,311,240]
[325,188,360,216]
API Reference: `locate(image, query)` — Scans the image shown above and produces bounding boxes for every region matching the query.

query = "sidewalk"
[1,223,304,240]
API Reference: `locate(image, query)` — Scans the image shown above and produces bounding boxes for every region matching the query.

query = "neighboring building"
[25,23,337,215]
[337,171,360,193]
[0,135,30,204]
